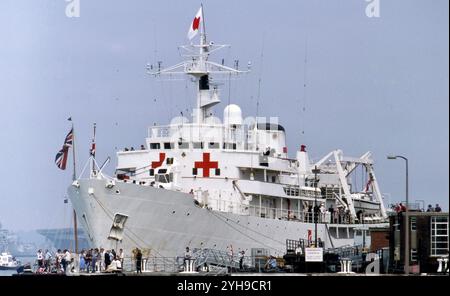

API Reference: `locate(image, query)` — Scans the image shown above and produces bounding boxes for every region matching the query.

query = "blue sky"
[0,0,448,230]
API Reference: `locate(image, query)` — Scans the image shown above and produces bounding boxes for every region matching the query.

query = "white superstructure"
[67,10,388,258]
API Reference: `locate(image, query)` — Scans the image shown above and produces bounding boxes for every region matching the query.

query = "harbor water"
[0,256,35,276]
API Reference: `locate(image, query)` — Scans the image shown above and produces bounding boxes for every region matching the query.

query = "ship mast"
[68,117,78,254]
[147,6,249,124]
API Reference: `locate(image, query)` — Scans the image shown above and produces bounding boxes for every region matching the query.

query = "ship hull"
[0,265,22,271]
[68,179,357,257]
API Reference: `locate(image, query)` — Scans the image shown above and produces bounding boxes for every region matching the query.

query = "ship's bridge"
[146,123,247,151]
[145,122,288,156]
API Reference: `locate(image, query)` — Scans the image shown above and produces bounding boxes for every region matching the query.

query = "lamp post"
[387,155,409,275]
[312,166,321,247]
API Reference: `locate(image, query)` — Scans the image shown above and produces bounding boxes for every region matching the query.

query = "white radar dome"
[223,104,243,125]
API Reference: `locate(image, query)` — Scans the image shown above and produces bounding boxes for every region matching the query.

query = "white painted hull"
[68,179,356,257]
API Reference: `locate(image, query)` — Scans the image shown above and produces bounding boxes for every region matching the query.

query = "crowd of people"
[302,203,354,224]
[123,145,146,152]
[35,248,129,274]
[392,203,443,213]
[426,204,442,212]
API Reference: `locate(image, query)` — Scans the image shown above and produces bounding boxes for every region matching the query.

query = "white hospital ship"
[67,8,388,258]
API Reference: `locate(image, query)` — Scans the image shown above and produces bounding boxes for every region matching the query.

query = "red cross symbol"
[151,153,166,169]
[194,153,218,178]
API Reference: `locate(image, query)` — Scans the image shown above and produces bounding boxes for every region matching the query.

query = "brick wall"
[370,229,390,252]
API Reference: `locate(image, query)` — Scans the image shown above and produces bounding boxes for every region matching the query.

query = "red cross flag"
[187,7,202,40]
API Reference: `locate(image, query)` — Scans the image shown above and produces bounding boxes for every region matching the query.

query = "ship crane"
[314,150,387,219]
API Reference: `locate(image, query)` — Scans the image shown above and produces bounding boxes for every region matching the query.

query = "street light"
[387,155,409,275]
[312,165,321,248]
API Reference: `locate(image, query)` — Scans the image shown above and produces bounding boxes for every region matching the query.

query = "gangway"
[192,248,254,273]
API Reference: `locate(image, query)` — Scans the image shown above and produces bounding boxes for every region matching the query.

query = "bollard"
[338,258,354,274]
[142,259,147,272]
[437,258,443,273]
[437,258,448,273]
[339,259,348,273]
[181,258,198,273]
[347,260,352,273]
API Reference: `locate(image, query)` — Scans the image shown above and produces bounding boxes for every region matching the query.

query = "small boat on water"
[0,252,23,271]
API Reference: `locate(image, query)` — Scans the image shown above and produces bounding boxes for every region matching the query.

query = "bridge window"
[150,143,160,149]
[155,174,168,183]
[208,142,220,149]
[178,142,189,149]
[164,142,174,149]
[193,142,204,149]
[223,143,236,150]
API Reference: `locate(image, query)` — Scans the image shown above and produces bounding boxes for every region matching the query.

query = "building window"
[411,248,418,262]
[430,216,449,257]
[410,217,417,231]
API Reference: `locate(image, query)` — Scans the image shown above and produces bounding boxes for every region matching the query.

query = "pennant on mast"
[90,123,96,158]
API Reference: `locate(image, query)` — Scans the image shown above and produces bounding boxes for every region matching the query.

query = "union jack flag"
[64,128,74,147]
[55,146,69,170]
[55,127,73,170]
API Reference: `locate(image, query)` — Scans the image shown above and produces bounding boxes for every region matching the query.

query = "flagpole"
[71,121,76,181]
[201,3,206,41]
[198,4,206,126]
[69,118,78,254]
[91,123,96,175]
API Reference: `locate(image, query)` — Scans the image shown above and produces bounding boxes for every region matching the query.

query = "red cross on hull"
[194,153,218,178]
[151,153,166,169]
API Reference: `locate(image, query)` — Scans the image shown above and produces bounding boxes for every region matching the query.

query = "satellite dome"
[223,104,242,125]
